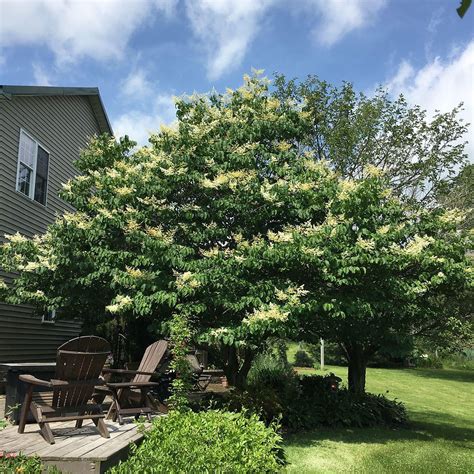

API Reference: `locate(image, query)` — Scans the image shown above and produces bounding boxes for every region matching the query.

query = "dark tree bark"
[342,342,373,395]
[222,345,255,389]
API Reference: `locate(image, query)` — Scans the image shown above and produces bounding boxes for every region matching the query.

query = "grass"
[284,365,474,473]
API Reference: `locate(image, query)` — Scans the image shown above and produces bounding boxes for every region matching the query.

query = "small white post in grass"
[320,338,325,371]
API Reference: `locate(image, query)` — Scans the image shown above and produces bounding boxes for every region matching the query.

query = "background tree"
[273,74,468,205]
[233,171,472,393]
[437,163,474,232]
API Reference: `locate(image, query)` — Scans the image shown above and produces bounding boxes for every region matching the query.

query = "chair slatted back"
[186,354,203,374]
[133,340,168,384]
[52,336,110,409]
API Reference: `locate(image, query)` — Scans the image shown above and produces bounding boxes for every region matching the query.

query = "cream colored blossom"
[175,271,201,290]
[126,267,143,278]
[106,294,133,314]
[277,141,292,152]
[268,230,293,243]
[106,169,120,179]
[24,261,40,272]
[98,208,114,219]
[377,225,391,235]
[201,247,219,258]
[276,285,308,306]
[338,179,358,200]
[38,255,57,271]
[260,182,278,202]
[0,279,7,290]
[439,208,466,225]
[326,215,339,227]
[116,186,134,197]
[267,98,280,110]
[365,164,383,177]
[89,195,104,206]
[356,237,376,251]
[125,219,140,233]
[244,304,289,325]
[302,246,324,257]
[303,158,332,175]
[210,327,230,338]
[403,235,435,256]
[76,220,92,230]
[5,232,27,244]
[289,182,313,192]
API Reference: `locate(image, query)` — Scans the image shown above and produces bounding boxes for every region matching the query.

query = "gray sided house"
[0,85,112,365]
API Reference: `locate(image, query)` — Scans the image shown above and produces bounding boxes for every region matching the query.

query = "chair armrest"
[19,374,52,388]
[106,381,160,389]
[50,378,105,388]
[102,368,156,377]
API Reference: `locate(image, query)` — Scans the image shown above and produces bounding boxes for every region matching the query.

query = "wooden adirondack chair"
[98,339,168,424]
[18,336,111,444]
[186,354,212,391]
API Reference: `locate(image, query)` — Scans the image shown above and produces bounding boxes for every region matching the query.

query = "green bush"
[294,375,407,429]
[108,410,285,473]
[416,354,443,369]
[245,353,301,425]
[0,452,61,473]
[293,350,314,367]
[213,370,407,432]
[441,350,474,370]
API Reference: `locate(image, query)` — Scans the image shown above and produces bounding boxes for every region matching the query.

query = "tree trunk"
[222,345,254,390]
[343,343,368,395]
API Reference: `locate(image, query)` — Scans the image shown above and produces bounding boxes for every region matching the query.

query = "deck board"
[0,417,162,473]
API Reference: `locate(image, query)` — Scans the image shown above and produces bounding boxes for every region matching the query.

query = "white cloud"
[385,41,474,159]
[122,69,153,99]
[301,0,387,46]
[113,94,177,146]
[184,0,387,80]
[32,63,52,86]
[184,0,275,80]
[0,0,178,64]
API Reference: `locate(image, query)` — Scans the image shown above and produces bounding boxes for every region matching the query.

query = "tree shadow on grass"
[285,411,474,448]
[404,368,474,384]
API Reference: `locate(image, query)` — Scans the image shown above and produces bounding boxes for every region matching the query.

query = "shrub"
[416,354,443,369]
[108,410,285,473]
[213,370,407,432]
[441,350,474,370]
[293,350,314,368]
[295,375,407,429]
[245,353,301,425]
[0,452,61,473]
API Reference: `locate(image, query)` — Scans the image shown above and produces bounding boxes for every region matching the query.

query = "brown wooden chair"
[186,354,212,392]
[18,336,111,444]
[97,340,168,424]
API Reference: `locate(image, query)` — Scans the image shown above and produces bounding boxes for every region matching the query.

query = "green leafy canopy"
[0,72,471,390]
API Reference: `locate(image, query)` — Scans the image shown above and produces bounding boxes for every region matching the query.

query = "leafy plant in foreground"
[107,409,285,473]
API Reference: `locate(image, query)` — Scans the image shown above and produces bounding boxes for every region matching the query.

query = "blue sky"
[1,0,473,153]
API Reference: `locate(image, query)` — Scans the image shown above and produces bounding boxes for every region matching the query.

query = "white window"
[42,309,56,324]
[16,130,50,205]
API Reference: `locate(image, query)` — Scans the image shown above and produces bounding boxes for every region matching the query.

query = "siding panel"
[0,94,100,365]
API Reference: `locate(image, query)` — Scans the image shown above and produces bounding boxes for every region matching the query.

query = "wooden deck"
[0,417,158,473]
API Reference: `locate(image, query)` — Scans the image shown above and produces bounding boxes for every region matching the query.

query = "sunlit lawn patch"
[284,366,474,473]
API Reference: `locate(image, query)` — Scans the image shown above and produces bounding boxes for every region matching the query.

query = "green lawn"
[284,365,474,473]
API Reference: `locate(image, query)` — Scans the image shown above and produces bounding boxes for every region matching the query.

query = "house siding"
[0,94,101,364]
